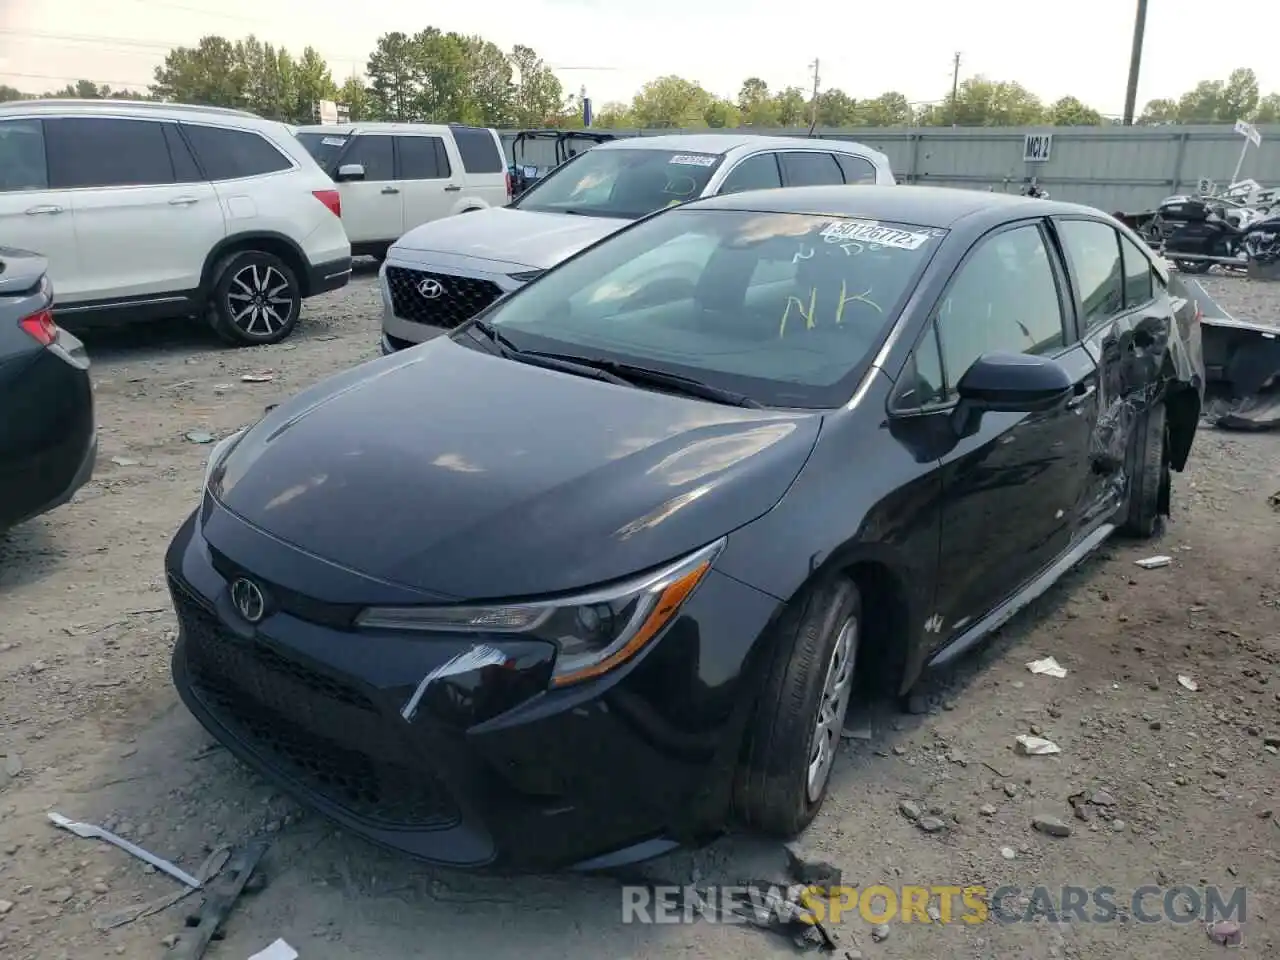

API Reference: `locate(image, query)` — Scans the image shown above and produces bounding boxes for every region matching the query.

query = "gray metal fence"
[499,125,1280,212]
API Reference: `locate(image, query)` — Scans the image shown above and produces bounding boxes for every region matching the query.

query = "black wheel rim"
[227,264,294,336]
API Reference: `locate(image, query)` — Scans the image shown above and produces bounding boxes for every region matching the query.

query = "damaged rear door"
[1050,216,1192,529]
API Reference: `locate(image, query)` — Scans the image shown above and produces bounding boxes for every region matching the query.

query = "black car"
[167,186,1204,871]
[0,248,95,533]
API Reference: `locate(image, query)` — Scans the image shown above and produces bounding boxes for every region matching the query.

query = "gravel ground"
[0,266,1277,960]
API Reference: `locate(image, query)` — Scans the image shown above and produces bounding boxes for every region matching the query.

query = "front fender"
[450,197,492,215]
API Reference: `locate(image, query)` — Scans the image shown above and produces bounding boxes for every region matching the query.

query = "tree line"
[1,29,1278,130]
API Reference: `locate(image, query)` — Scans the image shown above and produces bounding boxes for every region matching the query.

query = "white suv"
[379,134,894,351]
[0,99,351,346]
[293,123,510,260]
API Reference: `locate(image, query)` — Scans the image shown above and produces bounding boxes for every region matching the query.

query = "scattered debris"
[47,812,201,888]
[1032,814,1072,837]
[170,841,269,960]
[1000,846,1016,860]
[1206,919,1243,946]
[1178,675,1200,692]
[1135,555,1173,569]
[185,431,215,444]
[241,372,275,383]
[109,455,139,467]
[1269,490,1280,510]
[898,800,922,821]
[840,719,873,741]
[870,923,890,942]
[784,842,842,889]
[1026,656,1068,679]
[916,816,947,834]
[248,939,298,960]
[1015,735,1061,756]
[93,846,230,931]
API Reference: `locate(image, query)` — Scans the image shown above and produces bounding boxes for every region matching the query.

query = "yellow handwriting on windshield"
[780,279,883,337]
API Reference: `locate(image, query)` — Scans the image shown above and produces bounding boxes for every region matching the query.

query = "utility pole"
[809,58,821,131]
[1122,0,1148,125]
[950,52,961,127]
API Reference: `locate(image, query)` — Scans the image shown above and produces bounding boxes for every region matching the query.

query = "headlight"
[356,538,725,688]
[203,427,249,487]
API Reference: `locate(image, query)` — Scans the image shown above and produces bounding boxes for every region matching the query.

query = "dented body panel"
[1184,279,1280,431]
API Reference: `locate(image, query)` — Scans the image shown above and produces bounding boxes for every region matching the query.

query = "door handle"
[169,196,200,206]
[25,205,63,215]
[381,186,400,195]
[1066,384,1097,409]
[444,184,462,192]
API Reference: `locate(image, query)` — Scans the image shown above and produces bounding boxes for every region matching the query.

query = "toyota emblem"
[417,278,445,299]
[230,577,267,624]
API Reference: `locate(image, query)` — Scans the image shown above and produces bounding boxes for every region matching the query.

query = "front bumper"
[166,501,780,871]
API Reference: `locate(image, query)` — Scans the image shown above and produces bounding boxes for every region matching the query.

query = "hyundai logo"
[417,278,445,299]
[230,577,267,624]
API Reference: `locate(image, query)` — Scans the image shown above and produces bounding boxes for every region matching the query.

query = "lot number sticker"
[820,219,933,250]
[669,153,718,167]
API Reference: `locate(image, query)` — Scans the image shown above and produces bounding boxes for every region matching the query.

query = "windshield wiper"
[526,353,762,408]
[468,322,631,385]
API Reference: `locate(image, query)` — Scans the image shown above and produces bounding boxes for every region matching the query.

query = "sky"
[1,0,1278,118]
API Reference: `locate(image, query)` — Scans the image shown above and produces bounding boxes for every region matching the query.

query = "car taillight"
[313,189,341,218]
[19,307,58,346]
[505,172,513,199]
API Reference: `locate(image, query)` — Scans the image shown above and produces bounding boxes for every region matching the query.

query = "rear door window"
[162,123,203,183]
[342,134,394,181]
[1119,233,1155,308]
[779,152,844,187]
[0,119,48,191]
[295,132,349,174]
[449,126,504,174]
[396,136,448,180]
[1056,219,1124,327]
[835,153,878,184]
[46,117,176,189]
[181,124,292,180]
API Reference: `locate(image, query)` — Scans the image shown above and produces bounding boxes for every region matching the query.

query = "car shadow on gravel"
[0,520,70,589]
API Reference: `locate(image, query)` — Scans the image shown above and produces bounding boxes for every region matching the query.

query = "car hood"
[391,207,626,270]
[213,339,821,599]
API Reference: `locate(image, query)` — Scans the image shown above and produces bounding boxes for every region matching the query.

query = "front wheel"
[734,576,861,837]
[207,251,301,346]
[1174,259,1213,275]
[1120,402,1170,538]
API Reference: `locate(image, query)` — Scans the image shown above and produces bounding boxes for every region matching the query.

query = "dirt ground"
[1,265,1277,960]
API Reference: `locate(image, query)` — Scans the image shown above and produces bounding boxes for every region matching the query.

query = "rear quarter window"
[449,126,504,174]
[182,124,293,181]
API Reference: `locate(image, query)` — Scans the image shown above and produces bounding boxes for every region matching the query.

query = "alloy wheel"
[227,264,294,337]
[806,615,858,801]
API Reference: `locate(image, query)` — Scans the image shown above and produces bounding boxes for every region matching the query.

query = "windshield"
[511,148,724,219]
[474,208,946,408]
[295,132,349,174]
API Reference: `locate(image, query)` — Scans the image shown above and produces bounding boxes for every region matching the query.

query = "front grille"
[172,582,459,829]
[386,266,503,329]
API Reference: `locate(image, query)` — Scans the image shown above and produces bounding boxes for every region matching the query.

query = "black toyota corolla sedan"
[0,248,96,534]
[167,186,1204,871]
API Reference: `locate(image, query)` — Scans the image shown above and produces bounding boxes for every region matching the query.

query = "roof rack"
[0,99,260,119]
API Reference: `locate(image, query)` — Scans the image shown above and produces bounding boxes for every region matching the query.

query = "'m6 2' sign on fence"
[1023,133,1053,162]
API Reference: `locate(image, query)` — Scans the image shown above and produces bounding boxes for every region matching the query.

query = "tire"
[734,576,861,837]
[207,250,302,346]
[1174,259,1212,275]
[1120,401,1170,538]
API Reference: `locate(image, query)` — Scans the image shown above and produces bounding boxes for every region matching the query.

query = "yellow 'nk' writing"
[779,279,881,338]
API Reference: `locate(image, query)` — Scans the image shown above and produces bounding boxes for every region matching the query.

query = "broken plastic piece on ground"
[1206,919,1243,946]
[1026,656,1067,678]
[241,372,275,383]
[1135,556,1173,569]
[93,846,231,930]
[1015,735,1061,756]
[248,939,298,960]
[47,811,202,888]
[1177,675,1200,691]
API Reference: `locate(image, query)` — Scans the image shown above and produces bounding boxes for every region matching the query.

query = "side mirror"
[956,351,1073,413]
[335,163,366,182]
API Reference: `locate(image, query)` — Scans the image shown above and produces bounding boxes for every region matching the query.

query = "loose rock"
[1032,815,1072,838]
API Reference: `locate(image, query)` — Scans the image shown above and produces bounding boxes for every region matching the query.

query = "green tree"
[365,31,416,121]
[936,76,1044,126]
[856,91,913,126]
[337,75,370,121]
[1138,97,1179,124]
[704,98,739,128]
[630,75,711,128]
[772,86,808,126]
[1254,92,1280,124]
[1048,95,1103,126]
[737,77,778,126]
[295,46,338,122]
[814,89,859,127]
[236,37,298,121]
[0,85,26,102]
[510,44,564,126]
[592,101,635,128]
[152,35,247,107]
[463,36,517,127]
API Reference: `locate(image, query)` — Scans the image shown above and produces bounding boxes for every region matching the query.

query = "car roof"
[595,133,886,158]
[294,122,492,135]
[0,98,292,133]
[687,184,1100,229]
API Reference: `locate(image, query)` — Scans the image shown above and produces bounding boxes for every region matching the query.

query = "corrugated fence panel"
[496,125,1280,212]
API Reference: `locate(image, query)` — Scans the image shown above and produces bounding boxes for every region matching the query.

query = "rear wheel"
[734,576,861,837]
[207,250,301,346]
[1174,259,1212,275]
[1121,402,1170,538]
